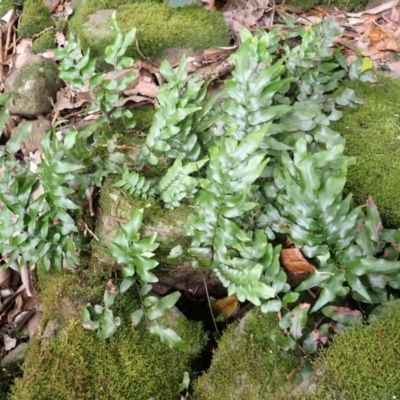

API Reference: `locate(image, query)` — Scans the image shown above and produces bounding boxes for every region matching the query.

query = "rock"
[96,179,226,299]
[5,55,62,116]
[11,118,51,155]
[1,342,29,368]
[68,1,231,65]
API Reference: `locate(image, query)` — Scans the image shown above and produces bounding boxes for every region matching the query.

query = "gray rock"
[1,342,29,368]
[5,55,62,116]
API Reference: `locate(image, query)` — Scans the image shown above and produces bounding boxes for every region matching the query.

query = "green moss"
[193,309,301,400]
[12,266,206,399]
[69,0,231,61]
[36,261,104,326]
[19,0,53,38]
[311,302,400,399]
[11,294,204,400]
[285,0,366,12]
[330,76,400,227]
[0,0,15,17]
[133,105,156,133]
[32,31,55,53]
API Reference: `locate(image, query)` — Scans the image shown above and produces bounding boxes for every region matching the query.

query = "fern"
[185,126,283,305]
[113,164,156,200]
[158,157,208,209]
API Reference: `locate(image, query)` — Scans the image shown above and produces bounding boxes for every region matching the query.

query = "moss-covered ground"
[193,309,301,400]
[32,31,56,54]
[310,301,400,399]
[330,75,400,227]
[11,258,206,399]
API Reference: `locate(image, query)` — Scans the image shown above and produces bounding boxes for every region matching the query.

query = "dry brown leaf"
[55,31,66,47]
[124,80,158,98]
[280,248,316,274]
[20,264,34,297]
[203,46,237,64]
[212,295,239,318]
[0,266,11,288]
[116,95,153,107]
[369,25,400,50]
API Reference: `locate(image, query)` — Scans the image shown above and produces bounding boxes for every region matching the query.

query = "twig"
[4,15,18,61]
[32,26,55,40]
[203,277,221,338]
[135,38,158,67]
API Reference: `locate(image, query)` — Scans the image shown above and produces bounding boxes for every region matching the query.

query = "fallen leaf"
[280,248,316,273]
[212,295,239,318]
[20,263,34,297]
[203,45,237,64]
[0,266,11,288]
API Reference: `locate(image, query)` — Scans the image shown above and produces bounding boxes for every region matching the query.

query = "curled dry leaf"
[211,295,239,318]
[106,279,117,294]
[280,248,316,274]
[20,263,34,297]
[203,45,237,64]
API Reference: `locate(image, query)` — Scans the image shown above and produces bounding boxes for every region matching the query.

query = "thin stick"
[203,277,221,338]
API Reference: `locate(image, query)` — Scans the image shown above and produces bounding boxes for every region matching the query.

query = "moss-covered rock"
[19,0,53,38]
[69,0,231,63]
[0,0,15,17]
[330,76,400,227]
[285,0,367,12]
[11,263,206,399]
[193,309,301,400]
[32,31,56,53]
[310,301,400,399]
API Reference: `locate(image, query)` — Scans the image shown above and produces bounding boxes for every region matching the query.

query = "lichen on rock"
[5,55,62,116]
